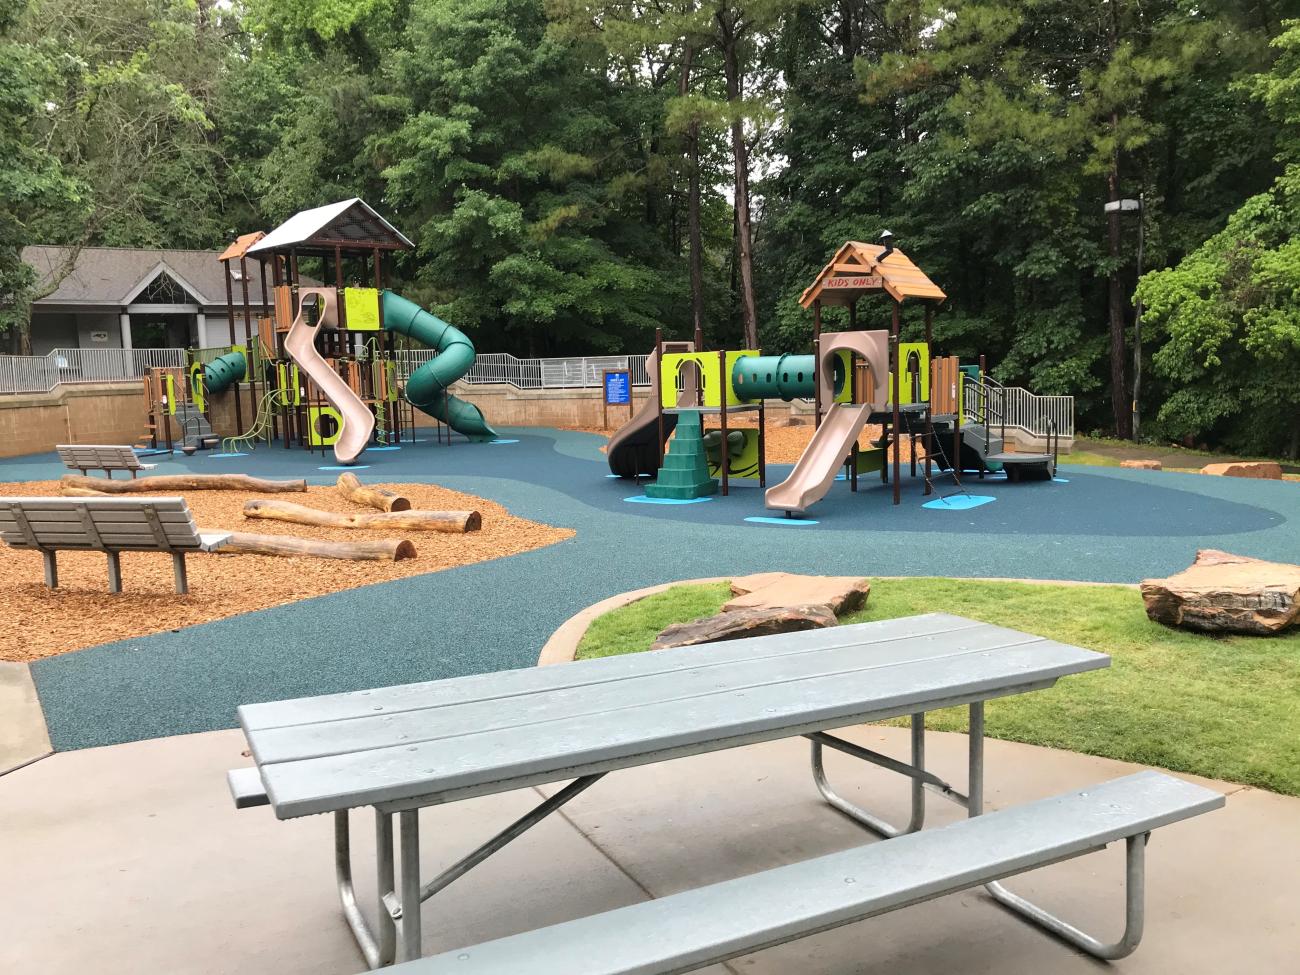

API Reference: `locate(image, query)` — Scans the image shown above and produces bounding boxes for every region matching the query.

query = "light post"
[1104,195,1144,438]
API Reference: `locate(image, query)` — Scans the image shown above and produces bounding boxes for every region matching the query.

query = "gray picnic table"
[230,613,1222,972]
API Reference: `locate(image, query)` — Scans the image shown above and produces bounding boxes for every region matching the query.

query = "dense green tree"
[0,0,79,351]
[1137,21,1300,458]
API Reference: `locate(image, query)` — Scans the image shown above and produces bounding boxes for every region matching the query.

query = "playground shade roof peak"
[218,232,266,263]
[247,199,414,257]
[800,241,946,307]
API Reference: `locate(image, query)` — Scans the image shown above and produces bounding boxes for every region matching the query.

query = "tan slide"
[764,402,872,515]
[284,288,375,465]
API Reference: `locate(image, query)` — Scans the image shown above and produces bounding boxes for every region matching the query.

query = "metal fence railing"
[2,347,651,396]
[392,351,651,390]
[962,376,1075,439]
[0,347,188,395]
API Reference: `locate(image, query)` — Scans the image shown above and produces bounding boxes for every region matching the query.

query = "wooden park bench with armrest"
[56,444,157,478]
[0,496,230,594]
[228,615,1223,971]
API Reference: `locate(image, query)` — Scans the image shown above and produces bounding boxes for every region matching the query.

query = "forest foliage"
[3,0,1300,454]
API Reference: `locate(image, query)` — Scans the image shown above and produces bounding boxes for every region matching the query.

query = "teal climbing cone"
[645,411,719,500]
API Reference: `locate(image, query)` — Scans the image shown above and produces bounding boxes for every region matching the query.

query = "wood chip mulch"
[0,481,574,662]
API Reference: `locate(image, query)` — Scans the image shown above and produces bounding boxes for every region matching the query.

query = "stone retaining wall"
[0,385,148,458]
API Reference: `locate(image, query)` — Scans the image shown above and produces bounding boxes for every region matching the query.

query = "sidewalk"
[1,725,1296,974]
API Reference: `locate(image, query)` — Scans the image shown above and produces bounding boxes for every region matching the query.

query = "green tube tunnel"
[203,351,247,395]
[730,353,845,402]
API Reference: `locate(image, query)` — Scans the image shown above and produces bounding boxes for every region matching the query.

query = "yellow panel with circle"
[307,405,343,446]
[892,342,930,405]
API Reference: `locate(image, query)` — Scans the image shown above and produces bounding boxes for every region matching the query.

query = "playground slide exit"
[764,402,873,515]
[381,291,498,441]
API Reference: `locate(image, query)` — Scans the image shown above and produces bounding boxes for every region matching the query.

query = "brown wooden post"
[757,400,766,488]
[923,303,934,495]
[718,349,728,497]
[891,301,901,505]
[812,299,822,429]
[655,328,665,469]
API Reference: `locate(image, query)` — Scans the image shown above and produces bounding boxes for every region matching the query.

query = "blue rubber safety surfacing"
[745,516,820,526]
[207,452,247,458]
[490,439,520,444]
[319,464,371,471]
[367,446,401,452]
[922,494,997,510]
[624,495,713,505]
[1053,477,1070,483]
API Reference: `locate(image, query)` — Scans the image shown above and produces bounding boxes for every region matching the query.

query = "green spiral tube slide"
[381,290,497,441]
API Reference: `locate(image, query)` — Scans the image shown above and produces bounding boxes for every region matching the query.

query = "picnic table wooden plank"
[248,625,1050,766]
[239,615,986,732]
[256,639,1107,818]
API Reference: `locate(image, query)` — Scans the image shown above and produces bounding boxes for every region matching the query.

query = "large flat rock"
[1140,549,1300,634]
[652,605,838,650]
[726,573,871,615]
[1200,461,1283,479]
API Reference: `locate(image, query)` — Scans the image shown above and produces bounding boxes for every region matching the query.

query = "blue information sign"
[604,369,631,405]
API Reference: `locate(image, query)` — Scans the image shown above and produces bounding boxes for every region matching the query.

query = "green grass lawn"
[575,578,1300,795]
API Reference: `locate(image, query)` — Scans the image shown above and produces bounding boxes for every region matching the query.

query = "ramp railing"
[962,375,1074,440]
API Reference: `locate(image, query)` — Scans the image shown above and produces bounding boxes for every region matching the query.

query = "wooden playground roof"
[246,198,414,258]
[799,241,946,307]
[217,232,265,263]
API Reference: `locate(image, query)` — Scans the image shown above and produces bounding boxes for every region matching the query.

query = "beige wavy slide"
[763,402,872,515]
[284,287,375,465]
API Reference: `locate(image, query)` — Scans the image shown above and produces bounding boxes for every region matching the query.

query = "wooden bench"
[0,496,230,594]
[56,444,157,478]
[399,772,1221,973]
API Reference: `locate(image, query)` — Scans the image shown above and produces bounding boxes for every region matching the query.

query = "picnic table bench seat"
[399,771,1222,974]
[0,496,230,594]
[56,444,156,477]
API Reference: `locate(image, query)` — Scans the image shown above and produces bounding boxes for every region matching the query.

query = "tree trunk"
[718,10,759,349]
[680,46,705,338]
[216,531,416,561]
[336,472,410,511]
[60,473,307,494]
[243,499,481,533]
[1106,144,1131,439]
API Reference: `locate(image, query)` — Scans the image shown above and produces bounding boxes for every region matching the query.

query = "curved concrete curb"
[538,575,1140,667]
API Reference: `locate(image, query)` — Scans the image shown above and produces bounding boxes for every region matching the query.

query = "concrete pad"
[0,660,52,774]
[0,730,646,974]
[0,726,1295,974]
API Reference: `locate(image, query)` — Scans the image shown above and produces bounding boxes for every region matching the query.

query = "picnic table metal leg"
[970,700,1149,959]
[334,809,397,970]
[807,712,928,838]
[399,810,422,962]
[106,551,122,594]
[172,552,189,594]
[42,550,58,588]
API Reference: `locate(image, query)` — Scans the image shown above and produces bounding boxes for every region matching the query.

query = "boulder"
[1140,549,1300,635]
[1121,459,1162,470]
[725,574,871,616]
[652,604,837,650]
[1200,461,1283,480]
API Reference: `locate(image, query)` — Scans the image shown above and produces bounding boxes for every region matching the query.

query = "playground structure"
[609,237,1061,515]
[134,199,496,465]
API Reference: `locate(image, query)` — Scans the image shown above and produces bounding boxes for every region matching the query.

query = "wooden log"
[337,472,410,512]
[242,499,480,533]
[216,531,416,561]
[60,473,306,494]
[59,486,110,497]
